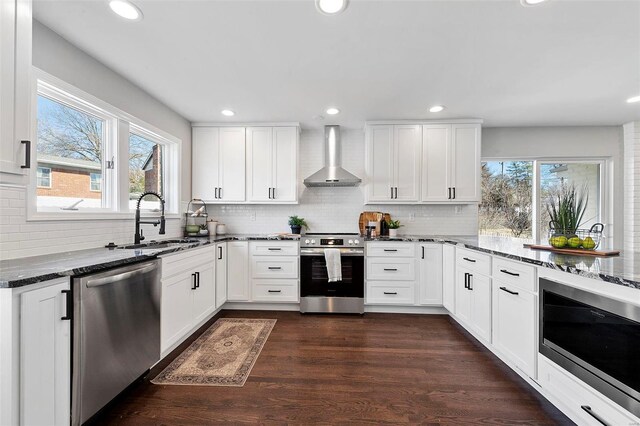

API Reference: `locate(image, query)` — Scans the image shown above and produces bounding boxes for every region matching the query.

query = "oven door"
[300,250,364,298]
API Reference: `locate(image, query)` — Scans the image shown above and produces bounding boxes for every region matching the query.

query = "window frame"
[36,166,51,188]
[480,157,611,243]
[28,68,182,221]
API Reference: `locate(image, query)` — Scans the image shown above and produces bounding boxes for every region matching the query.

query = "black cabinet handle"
[218,246,223,260]
[272,187,276,199]
[499,286,519,296]
[394,187,398,199]
[448,187,452,200]
[268,188,272,199]
[214,187,219,199]
[267,247,281,251]
[452,187,456,199]
[383,268,398,271]
[219,187,222,199]
[21,140,31,169]
[463,257,476,263]
[390,187,394,199]
[421,246,425,259]
[580,406,609,426]
[383,249,397,252]
[196,271,200,288]
[464,272,469,289]
[500,269,520,277]
[268,266,282,270]
[468,274,473,290]
[268,290,281,293]
[191,273,197,290]
[61,289,72,321]
[383,292,398,295]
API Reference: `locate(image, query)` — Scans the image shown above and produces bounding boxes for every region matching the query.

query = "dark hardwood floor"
[92,310,571,425]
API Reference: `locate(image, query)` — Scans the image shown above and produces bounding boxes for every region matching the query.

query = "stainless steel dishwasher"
[71,260,161,425]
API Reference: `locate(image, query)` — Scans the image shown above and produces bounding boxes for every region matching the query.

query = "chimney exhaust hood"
[303,125,362,187]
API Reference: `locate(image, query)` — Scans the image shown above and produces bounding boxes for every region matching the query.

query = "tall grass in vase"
[546,183,588,248]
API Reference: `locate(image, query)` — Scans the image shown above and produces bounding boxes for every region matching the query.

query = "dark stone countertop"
[0,234,300,289]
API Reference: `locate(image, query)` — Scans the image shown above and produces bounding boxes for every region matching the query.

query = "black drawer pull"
[61,289,72,321]
[452,187,456,199]
[383,249,398,252]
[191,273,197,290]
[468,273,473,290]
[267,248,282,251]
[268,266,282,270]
[580,406,609,426]
[268,290,282,293]
[499,286,519,296]
[195,271,200,288]
[383,268,398,271]
[21,140,31,169]
[383,292,398,295]
[464,272,469,289]
[218,246,223,260]
[500,269,520,277]
[463,257,476,263]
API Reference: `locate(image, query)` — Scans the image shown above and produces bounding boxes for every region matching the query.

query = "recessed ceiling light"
[109,0,143,21]
[326,107,340,115]
[316,0,348,15]
[221,109,235,117]
[627,95,640,104]
[520,0,547,6]
[429,105,445,113]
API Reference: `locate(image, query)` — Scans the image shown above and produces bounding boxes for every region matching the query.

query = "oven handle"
[300,248,364,256]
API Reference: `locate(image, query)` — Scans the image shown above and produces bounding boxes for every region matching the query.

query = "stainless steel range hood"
[303,125,362,187]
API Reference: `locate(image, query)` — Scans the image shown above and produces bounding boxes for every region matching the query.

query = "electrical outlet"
[454,206,462,215]
[250,212,256,221]
[409,213,415,222]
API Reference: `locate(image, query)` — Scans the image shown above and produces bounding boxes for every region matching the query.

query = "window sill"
[27,211,181,222]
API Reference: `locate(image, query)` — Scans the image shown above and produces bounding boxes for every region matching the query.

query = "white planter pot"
[388,229,398,237]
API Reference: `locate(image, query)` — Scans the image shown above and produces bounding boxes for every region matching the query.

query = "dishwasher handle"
[84,262,158,288]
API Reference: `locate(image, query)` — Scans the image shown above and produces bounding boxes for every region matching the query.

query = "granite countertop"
[2,233,639,291]
[0,234,299,289]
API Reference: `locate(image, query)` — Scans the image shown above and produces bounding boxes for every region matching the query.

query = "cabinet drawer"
[367,257,415,281]
[161,246,215,279]
[250,241,299,256]
[251,280,299,302]
[539,355,639,426]
[492,257,536,293]
[251,256,299,279]
[366,281,415,305]
[456,248,491,276]
[367,243,415,258]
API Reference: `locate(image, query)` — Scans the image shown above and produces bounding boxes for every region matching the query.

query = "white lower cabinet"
[249,241,299,302]
[160,246,217,354]
[366,242,416,305]
[442,244,455,312]
[455,265,492,343]
[20,279,71,426]
[251,280,299,302]
[227,241,250,301]
[366,281,415,305]
[492,279,536,378]
[215,242,227,308]
[417,243,443,305]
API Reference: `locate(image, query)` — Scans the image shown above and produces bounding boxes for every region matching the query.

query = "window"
[36,167,51,188]
[480,159,605,242]
[90,173,102,192]
[31,71,181,218]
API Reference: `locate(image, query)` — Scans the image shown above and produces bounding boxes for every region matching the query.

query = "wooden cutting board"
[358,212,391,235]
[524,244,620,257]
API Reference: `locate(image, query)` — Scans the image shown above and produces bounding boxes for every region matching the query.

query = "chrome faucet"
[134,191,165,244]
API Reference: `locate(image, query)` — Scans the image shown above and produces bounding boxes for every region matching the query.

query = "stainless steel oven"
[300,233,364,314]
[539,278,640,418]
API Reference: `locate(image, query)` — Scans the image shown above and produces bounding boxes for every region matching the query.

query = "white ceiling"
[34,0,640,129]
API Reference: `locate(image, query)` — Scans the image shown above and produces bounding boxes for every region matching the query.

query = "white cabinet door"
[442,244,455,312]
[470,272,492,343]
[192,127,220,201]
[215,243,227,308]
[418,243,443,305]
[421,124,451,202]
[191,261,216,325]
[227,241,250,301]
[272,127,297,202]
[455,267,472,323]
[0,0,31,182]
[161,271,194,353]
[21,280,70,426]
[366,125,394,202]
[218,127,246,202]
[493,280,536,377]
[394,125,421,202]
[450,124,480,202]
[246,127,273,202]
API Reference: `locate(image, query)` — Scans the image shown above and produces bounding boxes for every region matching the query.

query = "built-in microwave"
[539,278,640,418]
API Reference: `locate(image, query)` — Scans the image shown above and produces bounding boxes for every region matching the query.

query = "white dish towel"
[324,248,342,282]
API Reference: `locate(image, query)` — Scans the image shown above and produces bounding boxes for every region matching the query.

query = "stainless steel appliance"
[539,278,640,418]
[303,125,362,187]
[300,233,364,314]
[72,260,161,425]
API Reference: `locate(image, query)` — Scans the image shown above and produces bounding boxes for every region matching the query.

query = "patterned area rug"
[152,318,276,387]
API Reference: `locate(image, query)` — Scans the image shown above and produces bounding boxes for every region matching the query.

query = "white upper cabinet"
[247,126,298,203]
[218,127,246,202]
[365,124,421,203]
[421,123,481,203]
[0,0,32,184]
[192,127,219,201]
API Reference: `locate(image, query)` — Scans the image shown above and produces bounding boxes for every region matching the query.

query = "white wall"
[0,21,192,260]
[623,121,640,253]
[482,126,623,246]
[207,128,479,235]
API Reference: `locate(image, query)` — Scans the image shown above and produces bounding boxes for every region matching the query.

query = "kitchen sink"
[117,239,201,250]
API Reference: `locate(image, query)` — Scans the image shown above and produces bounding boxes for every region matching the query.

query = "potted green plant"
[386,219,402,237]
[288,216,309,235]
[546,184,588,248]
